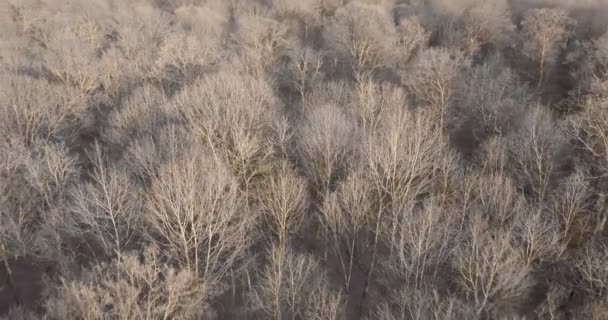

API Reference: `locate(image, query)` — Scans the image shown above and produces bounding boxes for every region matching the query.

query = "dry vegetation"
[2,0,608,319]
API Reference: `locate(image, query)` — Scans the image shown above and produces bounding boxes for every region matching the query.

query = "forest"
[2,0,608,319]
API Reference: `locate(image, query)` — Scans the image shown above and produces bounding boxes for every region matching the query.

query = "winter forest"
[2,0,608,319]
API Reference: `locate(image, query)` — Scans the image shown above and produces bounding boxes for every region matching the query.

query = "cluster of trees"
[2,0,608,318]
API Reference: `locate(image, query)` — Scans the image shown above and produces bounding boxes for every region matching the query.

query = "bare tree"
[258,160,308,245]
[303,273,345,320]
[363,107,451,290]
[458,56,529,137]
[570,92,608,181]
[350,80,404,134]
[383,198,456,290]
[453,214,533,316]
[4,0,608,317]
[508,107,569,202]
[256,246,329,320]
[118,125,191,188]
[375,289,475,320]
[108,4,174,84]
[0,75,85,146]
[364,107,447,210]
[576,239,608,296]
[144,141,255,294]
[0,140,78,263]
[394,16,429,69]
[254,160,309,319]
[284,46,325,98]
[297,102,356,195]
[46,245,210,320]
[232,14,289,77]
[152,31,221,92]
[521,8,576,88]
[302,80,352,115]
[43,23,105,95]
[323,2,397,80]
[549,170,593,247]
[104,84,171,148]
[404,47,470,131]
[68,143,140,260]
[430,0,514,54]
[468,170,527,227]
[175,71,278,196]
[174,1,228,39]
[591,32,608,78]
[513,203,564,266]
[319,169,374,292]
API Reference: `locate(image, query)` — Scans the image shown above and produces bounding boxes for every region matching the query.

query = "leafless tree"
[363,107,451,290]
[43,23,106,95]
[364,107,447,211]
[175,71,278,196]
[404,47,470,131]
[68,143,140,260]
[152,32,221,91]
[549,170,593,247]
[258,160,308,245]
[46,245,210,320]
[0,140,77,262]
[323,2,397,80]
[375,289,475,320]
[350,80,403,134]
[394,16,430,69]
[0,75,85,146]
[382,198,456,290]
[174,1,228,39]
[302,80,352,115]
[453,214,533,316]
[3,0,608,317]
[458,56,529,137]
[431,0,514,54]
[570,91,608,183]
[521,8,576,88]
[144,140,255,294]
[255,245,330,320]
[577,239,608,296]
[508,106,569,202]
[104,84,172,148]
[303,273,345,320]
[513,203,564,265]
[591,32,608,78]
[319,169,374,291]
[232,14,289,77]
[285,46,325,98]
[297,102,356,195]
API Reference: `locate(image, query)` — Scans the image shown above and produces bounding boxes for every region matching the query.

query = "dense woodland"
[2,0,608,319]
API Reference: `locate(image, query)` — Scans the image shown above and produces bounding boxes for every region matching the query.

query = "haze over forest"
[3,0,608,319]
